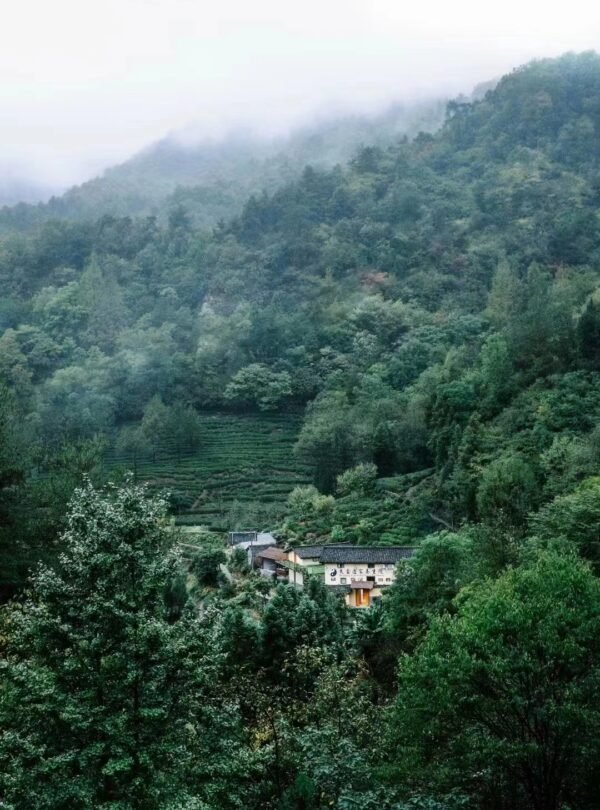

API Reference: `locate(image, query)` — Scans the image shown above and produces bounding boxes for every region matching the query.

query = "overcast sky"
[1,0,599,188]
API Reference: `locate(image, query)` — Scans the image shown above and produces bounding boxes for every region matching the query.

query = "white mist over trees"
[1,0,598,194]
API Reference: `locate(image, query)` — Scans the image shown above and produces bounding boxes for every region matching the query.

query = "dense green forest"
[1,52,600,809]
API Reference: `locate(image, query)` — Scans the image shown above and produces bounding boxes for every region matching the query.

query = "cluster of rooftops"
[228,532,415,563]
[228,531,417,608]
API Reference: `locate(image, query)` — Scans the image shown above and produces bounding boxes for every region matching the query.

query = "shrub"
[336,462,378,497]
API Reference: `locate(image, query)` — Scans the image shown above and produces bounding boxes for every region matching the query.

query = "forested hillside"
[1,49,600,810]
[1,52,599,566]
[0,99,445,231]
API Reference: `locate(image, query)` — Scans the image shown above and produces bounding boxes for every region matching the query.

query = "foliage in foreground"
[3,482,600,809]
[391,550,600,810]
[0,482,259,809]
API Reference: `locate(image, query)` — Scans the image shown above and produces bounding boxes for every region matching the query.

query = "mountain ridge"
[0,99,446,232]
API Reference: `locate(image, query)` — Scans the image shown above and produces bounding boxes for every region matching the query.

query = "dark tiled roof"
[319,545,416,565]
[229,531,257,545]
[294,545,324,559]
[293,542,353,559]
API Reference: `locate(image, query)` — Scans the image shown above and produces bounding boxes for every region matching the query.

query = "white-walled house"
[319,545,415,607]
[227,534,416,607]
[285,544,416,607]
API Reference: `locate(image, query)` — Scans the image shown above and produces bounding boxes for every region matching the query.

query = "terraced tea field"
[105,413,312,530]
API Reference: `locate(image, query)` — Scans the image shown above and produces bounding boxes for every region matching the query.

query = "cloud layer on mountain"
[1,0,598,192]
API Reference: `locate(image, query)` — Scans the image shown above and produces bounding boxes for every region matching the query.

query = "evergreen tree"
[0,480,199,808]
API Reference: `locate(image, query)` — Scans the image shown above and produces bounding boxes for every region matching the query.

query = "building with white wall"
[286,544,416,607]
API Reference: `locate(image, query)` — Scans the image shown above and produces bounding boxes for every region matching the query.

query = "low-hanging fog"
[1,0,599,200]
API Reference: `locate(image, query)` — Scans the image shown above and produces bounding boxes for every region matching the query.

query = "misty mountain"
[0,99,445,231]
[3,34,600,810]
[0,176,62,208]
[1,50,599,561]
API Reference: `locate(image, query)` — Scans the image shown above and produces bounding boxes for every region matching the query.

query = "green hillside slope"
[105,413,311,530]
[1,52,600,592]
[3,51,600,810]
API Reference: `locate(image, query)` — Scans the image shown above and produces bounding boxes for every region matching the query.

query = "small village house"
[228,530,278,565]
[226,531,416,608]
[284,545,326,588]
[228,531,258,546]
[253,546,289,581]
[283,543,416,607]
[319,545,415,607]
